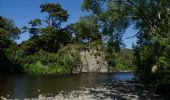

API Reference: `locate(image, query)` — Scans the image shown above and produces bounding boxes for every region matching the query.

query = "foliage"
[115,49,135,71]
[0,16,20,39]
[105,48,134,71]
[131,0,170,91]
[82,0,170,92]
[57,44,82,74]
[82,0,128,51]
[40,3,69,28]
[1,1,169,94]
[21,50,69,74]
[0,16,20,53]
[75,16,102,43]
[0,16,21,73]
[22,3,70,53]
[19,44,82,74]
[23,62,67,75]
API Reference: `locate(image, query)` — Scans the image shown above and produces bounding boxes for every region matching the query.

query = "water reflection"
[0,72,134,99]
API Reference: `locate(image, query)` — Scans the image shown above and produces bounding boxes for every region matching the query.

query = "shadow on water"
[0,72,133,99]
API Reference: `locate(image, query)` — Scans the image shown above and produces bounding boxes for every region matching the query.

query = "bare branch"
[125,29,141,39]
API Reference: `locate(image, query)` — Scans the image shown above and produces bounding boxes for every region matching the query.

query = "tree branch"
[125,29,141,39]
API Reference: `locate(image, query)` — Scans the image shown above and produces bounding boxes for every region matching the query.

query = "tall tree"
[0,16,20,51]
[0,16,20,73]
[82,0,170,91]
[22,3,70,53]
[75,16,102,43]
[40,3,69,28]
[82,0,129,51]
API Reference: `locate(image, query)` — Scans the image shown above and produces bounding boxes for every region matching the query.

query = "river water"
[0,72,133,99]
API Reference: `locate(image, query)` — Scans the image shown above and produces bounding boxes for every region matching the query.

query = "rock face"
[79,49,108,72]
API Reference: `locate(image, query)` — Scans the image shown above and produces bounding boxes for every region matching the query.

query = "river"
[0,72,133,99]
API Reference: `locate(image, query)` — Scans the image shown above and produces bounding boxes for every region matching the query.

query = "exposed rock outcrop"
[79,49,108,72]
[60,44,108,73]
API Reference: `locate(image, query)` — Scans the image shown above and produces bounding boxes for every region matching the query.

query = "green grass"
[23,62,68,75]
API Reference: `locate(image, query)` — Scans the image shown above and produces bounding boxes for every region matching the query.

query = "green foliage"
[23,62,67,75]
[40,3,69,27]
[1,1,169,94]
[105,52,117,68]
[81,0,103,14]
[18,44,82,74]
[23,50,58,65]
[27,19,42,36]
[0,16,20,39]
[0,16,21,73]
[21,50,68,74]
[82,0,128,51]
[82,0,170,92]
[21,3,70,53]
[115,49,135,71]
[105,48,135,71]
[0,3,71,74]
[57,44,82,73]
[29,19,42,27]
[66,16,102,44]
[130,0,170,91]
[75,16,101,43]
[0,16,20,52]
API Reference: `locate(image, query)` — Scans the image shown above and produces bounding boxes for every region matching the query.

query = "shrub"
[22,44,82,74]
[57,44,82,73]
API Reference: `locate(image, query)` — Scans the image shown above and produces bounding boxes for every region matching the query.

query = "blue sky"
[0,0,137,48]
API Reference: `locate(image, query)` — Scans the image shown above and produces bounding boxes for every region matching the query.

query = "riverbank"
[10,80,168,100]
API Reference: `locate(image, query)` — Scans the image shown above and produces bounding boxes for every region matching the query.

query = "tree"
[0,16,20,52]
[74,16,102,43]
[22,3,70,53]
[82,0,129,51]
[0,16,21,73]
[40,3,69,28]
[82,0,170,91]
[0,16,20,49]
[28,19,42,36]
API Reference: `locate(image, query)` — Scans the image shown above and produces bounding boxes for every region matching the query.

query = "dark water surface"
[0,72,133,99]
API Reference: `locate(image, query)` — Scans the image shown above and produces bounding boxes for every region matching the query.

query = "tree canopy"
[82,0,170,91]
[40,3,69,28]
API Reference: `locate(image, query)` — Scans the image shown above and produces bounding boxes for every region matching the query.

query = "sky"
[0,0,137,48]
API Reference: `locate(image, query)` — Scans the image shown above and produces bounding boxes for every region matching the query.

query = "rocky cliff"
[79,49,108,72]
[59,44,108,73]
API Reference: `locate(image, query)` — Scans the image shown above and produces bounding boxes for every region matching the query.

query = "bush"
[134,39,170,92]
[21,50,68,74]
[21,44,82,74]
[23,62,67,74]
[57,44,82,73]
